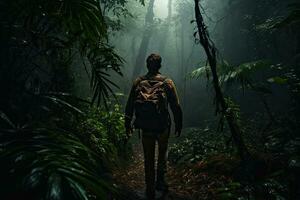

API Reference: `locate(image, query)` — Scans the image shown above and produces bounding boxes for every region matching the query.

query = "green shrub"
[77,103,129,164]
[0,128,115,200]
[168,127,228,165]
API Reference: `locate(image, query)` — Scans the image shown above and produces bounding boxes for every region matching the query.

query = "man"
[125,53,183,199]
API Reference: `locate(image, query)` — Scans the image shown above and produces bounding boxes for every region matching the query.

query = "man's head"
[146,53,162,73]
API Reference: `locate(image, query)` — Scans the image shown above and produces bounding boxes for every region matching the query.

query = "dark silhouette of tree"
[157,0,173,54]
[194,0,250,161]
[132,0,155,78]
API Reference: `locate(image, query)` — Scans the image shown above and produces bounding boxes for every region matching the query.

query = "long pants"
[142,129,169,196]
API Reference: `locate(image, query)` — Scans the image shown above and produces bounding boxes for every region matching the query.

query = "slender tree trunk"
[175,23,180,74]
[132,0,155,79]
[158,0,173,53]
[194,0,250,161]
[180,19,185,78]
[183,45,195,108]
[296,32,300,56]
[131,35,137,66]
[180,17,185,107]
[247,80,276,123]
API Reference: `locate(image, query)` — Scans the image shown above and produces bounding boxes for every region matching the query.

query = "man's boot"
[155,172,169,192]
[145,186,155,200]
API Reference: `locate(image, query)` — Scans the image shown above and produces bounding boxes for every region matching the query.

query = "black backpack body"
[133,75,170,132]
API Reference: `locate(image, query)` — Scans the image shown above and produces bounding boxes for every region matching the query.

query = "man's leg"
[142,134,156,199]
[156,129,169,191]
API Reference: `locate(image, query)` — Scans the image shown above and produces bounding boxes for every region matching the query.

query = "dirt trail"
[113,142,197,200]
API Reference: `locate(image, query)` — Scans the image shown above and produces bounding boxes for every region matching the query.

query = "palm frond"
[189,60,273,93]
[222,60,272,84]
[41,95,84,115]
[87,44,124,106]
[2,0,124,106]
[189,65,210,79]
[256,3,300,31]
[40,92,92,104]
[0,110,16,129]
[274,3,300,28]
[0,128,115,200]
[267,76,289,85]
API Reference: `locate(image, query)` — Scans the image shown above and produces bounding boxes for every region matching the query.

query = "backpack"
[133,75,170,132]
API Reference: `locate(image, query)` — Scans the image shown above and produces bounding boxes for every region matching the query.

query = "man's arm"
[124,78,140,137]
[165,79,183,136]
[125,86,135,128]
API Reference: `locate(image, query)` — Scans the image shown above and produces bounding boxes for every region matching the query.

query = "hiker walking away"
[125,53,183,199]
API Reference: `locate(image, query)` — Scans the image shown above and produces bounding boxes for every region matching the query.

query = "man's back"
[125,72,182,134]
[124,53,182,199]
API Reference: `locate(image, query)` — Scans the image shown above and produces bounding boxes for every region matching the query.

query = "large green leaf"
[267,76,288,85]
[275,3,300,28]
[257,3,300,31]
[1,0,123,107]
[0,128,114,200]
[0,110,16,128]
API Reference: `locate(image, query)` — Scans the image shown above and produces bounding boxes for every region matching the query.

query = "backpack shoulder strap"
[161,78,174,99]
[149,74,168,82]
[133,76,146,87]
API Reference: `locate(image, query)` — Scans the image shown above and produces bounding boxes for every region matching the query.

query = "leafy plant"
[255,3,300,31]
[189,60,274,91]
[0,94,130,199]
[0,0,124,108]
[0,127,115,200]
[169,127,228,165]
[77,103,129,162]
[0,1,138,199]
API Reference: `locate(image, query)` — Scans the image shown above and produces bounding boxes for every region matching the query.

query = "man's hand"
[125,127,133,142]
[174,127,181,137]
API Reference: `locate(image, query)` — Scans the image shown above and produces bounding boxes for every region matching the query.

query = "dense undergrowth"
[168,120,300,199]
[0,101,129,200]
[0,0,131,199]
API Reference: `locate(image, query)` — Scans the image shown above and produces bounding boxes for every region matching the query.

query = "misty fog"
[97,0,294,128]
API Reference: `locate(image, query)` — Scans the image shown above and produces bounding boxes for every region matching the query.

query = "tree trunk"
[130,35,137,66]
[132,0,155,79]
[157,0,173,53]
[179,17,185,107]
[194,0,250,161]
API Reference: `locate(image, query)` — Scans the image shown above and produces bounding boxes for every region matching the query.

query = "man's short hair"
[146,53,162,71]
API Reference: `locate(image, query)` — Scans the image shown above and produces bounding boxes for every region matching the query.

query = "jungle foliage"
[0,0,136,199]
[166,0,300,199]
[1,0,300,199]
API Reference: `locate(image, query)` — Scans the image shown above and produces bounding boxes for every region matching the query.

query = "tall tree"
[157,0,173,53]
[194,0,250,161]
[176,1,193,109]
[132,0,155,78]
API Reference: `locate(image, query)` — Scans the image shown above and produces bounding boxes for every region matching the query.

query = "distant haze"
[154,0,169,19]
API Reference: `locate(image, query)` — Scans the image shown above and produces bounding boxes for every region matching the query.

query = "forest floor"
[112,139,223,200]
[110,126,296,200]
